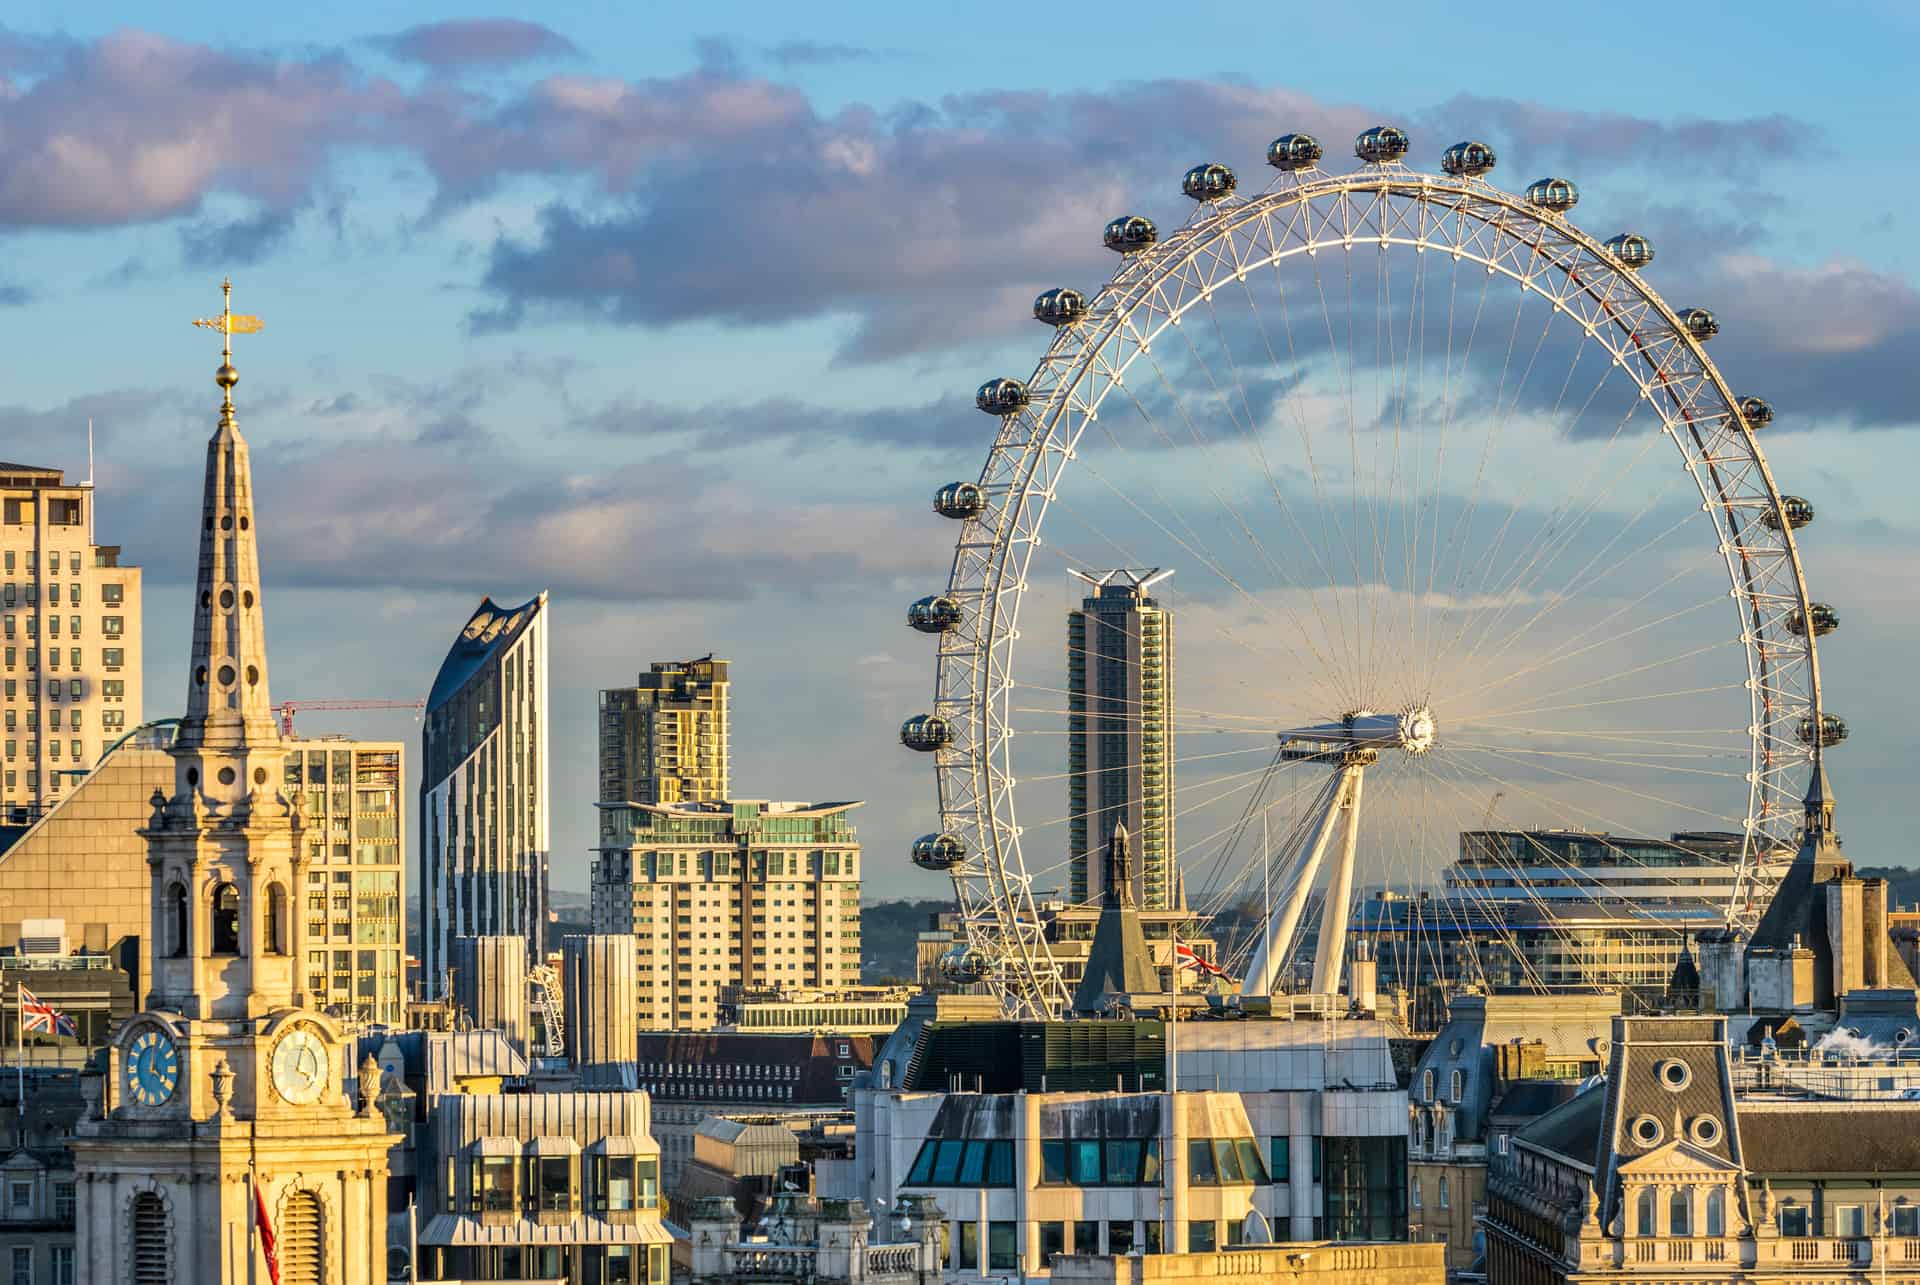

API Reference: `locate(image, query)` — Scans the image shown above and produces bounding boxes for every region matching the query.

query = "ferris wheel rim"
[925,154,1827,1019]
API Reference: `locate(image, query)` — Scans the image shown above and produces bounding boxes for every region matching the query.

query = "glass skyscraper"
[420,594,551,994]
[1067,569,1175,910]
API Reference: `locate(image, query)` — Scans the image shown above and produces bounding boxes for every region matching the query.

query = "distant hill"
[860,898,954,983]
[1856,867,1920,911]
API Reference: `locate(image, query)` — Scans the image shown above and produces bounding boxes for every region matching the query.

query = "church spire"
[176,280,280,763]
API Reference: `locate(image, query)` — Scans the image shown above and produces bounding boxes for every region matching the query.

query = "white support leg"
[1311,768,1366,995]
[1241,768,1350,998]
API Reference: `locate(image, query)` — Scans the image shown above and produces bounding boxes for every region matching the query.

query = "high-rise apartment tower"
[589,799,863,1030]
[286,736,404,1026]
[0,462,142,822]
[1067,569,1175,910]
[599,656,730,805]
[421,594,551,992]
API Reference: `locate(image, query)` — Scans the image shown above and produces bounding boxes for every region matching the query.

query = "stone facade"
[69,302,398,1285]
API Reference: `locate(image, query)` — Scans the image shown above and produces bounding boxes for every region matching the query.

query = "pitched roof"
[1515,1083,1605,1170]
[1740,1103,1920,1175]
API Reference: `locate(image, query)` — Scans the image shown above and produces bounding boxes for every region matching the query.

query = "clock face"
[124,1028,179,1108]
[270,1025,329,1106]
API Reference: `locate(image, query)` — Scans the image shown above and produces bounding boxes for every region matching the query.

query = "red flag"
[254,1181,281,1285]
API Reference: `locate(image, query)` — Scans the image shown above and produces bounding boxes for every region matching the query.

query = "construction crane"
[276,699,426,738]
[527,964,565,1056]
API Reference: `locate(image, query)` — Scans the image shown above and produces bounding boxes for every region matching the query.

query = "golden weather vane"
[191,278,263,423]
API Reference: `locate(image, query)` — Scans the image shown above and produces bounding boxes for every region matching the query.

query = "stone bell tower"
[71,283,396,1285]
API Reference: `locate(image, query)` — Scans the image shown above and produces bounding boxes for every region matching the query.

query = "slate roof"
[1515,1084,1605,1170]
[1740,1103,1920,1175]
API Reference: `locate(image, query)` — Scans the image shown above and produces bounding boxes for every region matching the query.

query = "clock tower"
[72,284,398,1285]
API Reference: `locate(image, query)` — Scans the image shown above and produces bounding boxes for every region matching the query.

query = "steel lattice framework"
[926,152,1827,1020]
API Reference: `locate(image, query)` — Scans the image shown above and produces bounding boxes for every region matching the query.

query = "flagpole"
[15,984,23,1121]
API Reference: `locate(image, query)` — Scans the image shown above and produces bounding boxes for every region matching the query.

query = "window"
[478,1157,515,1212]
[955,1221,978,1270]
[53,1181,74,1220]
[8,1181,27,1211]
[1412,1178,1422,1209]
[211,884,242,955]
[131,1191,168,1285]
[1450,1069,1464,1102]
[1108,1219,1134,1255]
[1271,1136,1290,1182]
[1706,1188,1726,1237]
[1421,1068,1434,1101]
[266,883,288,955]
[1778,1205,1809,1237]
[537,1157,573,1212]
[988,1221,1018,1270]
[279,1189,323,1285]
[1039,1222,1065,1261]
[1188,1138,1217,1184]
[1439,1176,1452,1210]
[9,1247,29,1285]
[103,647,123,670]
[167,883,188,957]
[1188,1220,1215,1252]
[1040,1140,1067,1183]
[1636,1188,1657,1236]
[51,1247,73,1285]
[1670,1188,1692,1237]
[1837,1205,1866,1238]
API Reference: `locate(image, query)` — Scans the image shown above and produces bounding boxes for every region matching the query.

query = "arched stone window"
[130,1191,168,1285]
[1636,1187,1658,1236]
[265,883,288,956]
[1670,1187,1693,1237]
[211,883,242,956]
[279,1189,324,1285]
[1706,1188,1726,1237]
[165,882,189,958]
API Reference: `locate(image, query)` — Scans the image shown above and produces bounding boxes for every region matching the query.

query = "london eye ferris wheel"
[900,124,1839,1021]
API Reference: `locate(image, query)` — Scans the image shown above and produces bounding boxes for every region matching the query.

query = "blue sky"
[1,4,1914,903]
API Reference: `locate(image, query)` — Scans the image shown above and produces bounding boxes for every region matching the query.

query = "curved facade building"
[421,594,550,995]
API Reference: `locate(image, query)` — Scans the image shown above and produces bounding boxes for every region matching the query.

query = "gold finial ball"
[216,364,238,389]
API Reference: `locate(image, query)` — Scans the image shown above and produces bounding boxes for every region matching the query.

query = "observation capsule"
[1762,496,1814,532]
[1354,125,1410,164]
[1034,287,1088,327]
[1267,133,1324,172]
[1103,215,1158,254]
[1604,233,1655,270]
[911,832,967,872]
[1441,140,1497,178]
[907,595,962,634]
[1677,308,1719,342]
[1737,397,1774,430]
[975,378,1031,416]
[1797,713,1848,748]
[1182,162,1238,202]
[1524,177,1580,213]
[900,714,952,753]
[1785,603,1839,638]
[933,481,985,520]
[939,946,990,985]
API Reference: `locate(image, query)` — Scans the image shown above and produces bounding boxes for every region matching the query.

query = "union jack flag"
[1174,941,1231,981]
[18,987,77,1038]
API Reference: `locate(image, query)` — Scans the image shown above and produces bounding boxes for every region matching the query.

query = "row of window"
[0,542,91,570]
[2,740,85,761]
[2,651,125,674]
[8,1244,75,1285]
[452,1153,659,1216]
[2,707,120,731]
[6,1177,75,1218]
[951,1217,1252,1270]
[905,1136,1272,1190]
[0,615,123,638]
